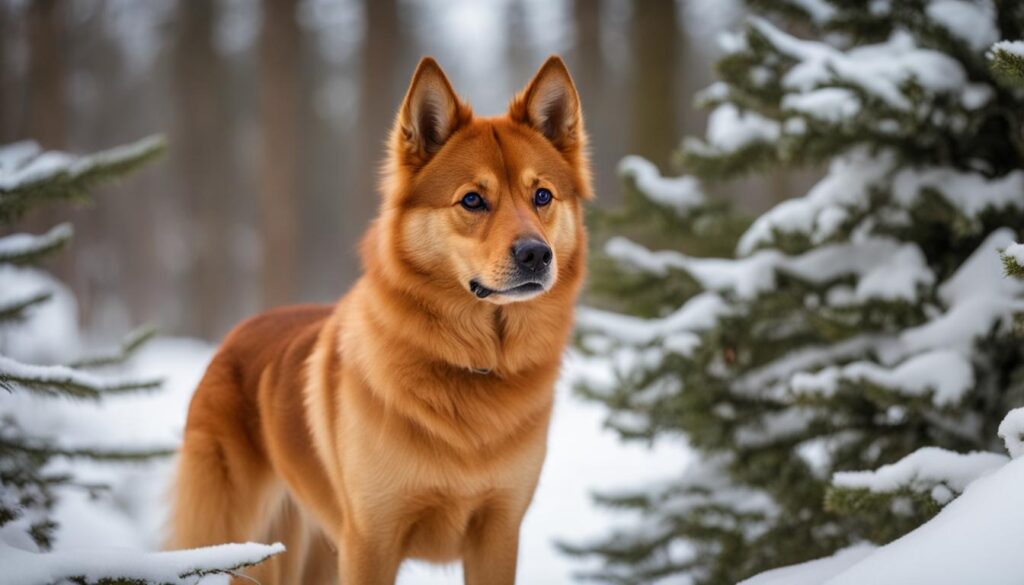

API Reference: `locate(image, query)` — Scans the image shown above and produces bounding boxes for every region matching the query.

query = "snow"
[703,103,780,153]
[737,149,894,255]
[0,354,161,398]
[896,229,1024,358]
[832,447,1007,497]
[791,349,974,406]
[997,407,1024,459]
[609,234,933,304]
[892,167,1024,220]
[618,156,705,216]
[1003,242,1024,268]
[0,223,73,261]
[739,544,876,585]
[926,0,998,53]
[0,541,285,585]
[787,0,836,25]
[782,88,860,124]
[0,135,162,192]
[820,455,1024,585]
[576,293,728,345]
[0,141,42,175]
[0,266,80,363]
[989,39,1024,59]
[751,19,968,112]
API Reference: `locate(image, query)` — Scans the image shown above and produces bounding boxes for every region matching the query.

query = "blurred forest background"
[0,0,806,341]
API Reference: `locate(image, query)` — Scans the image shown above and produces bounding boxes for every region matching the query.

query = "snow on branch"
[0,136,165,221]
[618,156,705,216]
[988,40,1024,88]
[997,407,1024,459]
[0,434,175,462]
[0,223,73,266]
[748,18,969,112]
[69,324,158,369]
[607,234,934,303]
[0,355,162,400]
[0,541,285,585]
[1000,242,1024,279]
[790,350,974,407]
[0,290,52,325]
[831,447,1007,505]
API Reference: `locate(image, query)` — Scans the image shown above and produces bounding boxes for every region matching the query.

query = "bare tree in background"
[26,0,65,150]
[629,0,678,169]
[347,0,399,283]
[173,0,237,338]
[0,3,10,143]
[259,0,301,308]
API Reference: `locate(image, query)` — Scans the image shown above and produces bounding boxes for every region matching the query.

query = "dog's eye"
[460,192,485,211]
[534,188,553,207]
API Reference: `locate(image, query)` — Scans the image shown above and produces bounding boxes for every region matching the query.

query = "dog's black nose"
[513,240,552,273]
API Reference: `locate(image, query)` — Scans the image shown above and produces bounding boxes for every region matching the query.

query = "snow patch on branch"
[618,156,705,215]
[926,0,998,53]
[832,447,1007,496]
[791,350,974,406]
[0,541,285,585]
[997,407,1024,459]
[703,104,781,153]
[609,234,933,303]
[989,39,1024,59]
[0,223,73,263]
[0,355,161,397]
[0,135,163,192]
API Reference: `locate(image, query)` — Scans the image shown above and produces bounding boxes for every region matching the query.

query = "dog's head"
[377,56,591,305]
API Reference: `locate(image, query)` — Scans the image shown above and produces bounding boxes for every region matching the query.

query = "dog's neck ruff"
[469,367,492,375]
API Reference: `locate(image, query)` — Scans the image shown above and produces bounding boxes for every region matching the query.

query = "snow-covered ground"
[21,335,686,584]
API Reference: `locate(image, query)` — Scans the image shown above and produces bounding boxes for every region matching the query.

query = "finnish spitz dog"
[169,56,591,584]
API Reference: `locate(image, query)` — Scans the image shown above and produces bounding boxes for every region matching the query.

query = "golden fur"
[167,56,591,585]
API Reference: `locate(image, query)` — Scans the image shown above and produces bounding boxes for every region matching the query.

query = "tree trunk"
[259,0,302,308]
[172,0,238,338]
[26,0,65,149]
[629,0,679,169]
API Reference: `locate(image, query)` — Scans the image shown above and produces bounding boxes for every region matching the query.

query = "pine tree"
[0,137,282,582]
[564,2,1024,583]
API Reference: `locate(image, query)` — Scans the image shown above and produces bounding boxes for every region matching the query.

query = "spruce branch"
[0,435,175,461]
[70,324,159,369]
[0,355,163,400]
[0,290,52,325]
[1001,243,1024,279]
[0,222,73,266]
[0,135,166,222]
[988,40,1024,89]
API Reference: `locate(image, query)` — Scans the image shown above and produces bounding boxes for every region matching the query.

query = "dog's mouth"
[469,280,547,300]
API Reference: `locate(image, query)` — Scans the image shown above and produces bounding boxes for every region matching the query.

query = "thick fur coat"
[168,56,591,585]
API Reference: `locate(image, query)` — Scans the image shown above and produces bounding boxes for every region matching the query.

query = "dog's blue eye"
[534,188,552,207]
[461,192,485,210]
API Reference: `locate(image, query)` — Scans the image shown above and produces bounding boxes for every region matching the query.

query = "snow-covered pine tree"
[0,138,282,582]
[565,2,1024,583]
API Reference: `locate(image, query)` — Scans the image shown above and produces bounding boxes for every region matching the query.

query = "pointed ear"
[393,57,471,169]
[509,56,584,154]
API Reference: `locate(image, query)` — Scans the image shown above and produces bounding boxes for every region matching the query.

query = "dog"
[167,55,591,584]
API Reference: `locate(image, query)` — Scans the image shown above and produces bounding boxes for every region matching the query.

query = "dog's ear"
[393,57,471,170]
[509,56,584,156]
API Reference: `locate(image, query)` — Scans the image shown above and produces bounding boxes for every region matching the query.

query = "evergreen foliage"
[566,2,1024,583]
[0,138,281,581]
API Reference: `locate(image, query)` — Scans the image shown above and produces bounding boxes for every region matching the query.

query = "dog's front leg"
[462,509,522,585]
[338,526,401,585]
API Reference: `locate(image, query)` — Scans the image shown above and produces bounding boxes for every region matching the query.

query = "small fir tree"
[564,2,1024,583]
[0,137,282,582]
